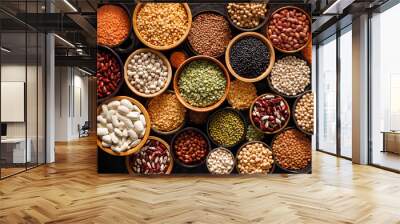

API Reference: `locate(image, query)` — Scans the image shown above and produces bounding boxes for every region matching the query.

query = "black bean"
[229,37,270,78]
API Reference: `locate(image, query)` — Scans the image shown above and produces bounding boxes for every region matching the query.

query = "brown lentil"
[136,3,189,47]
[148,92,186,132]
[97,5,130,47]
[237,142,273,174]
[295,92,314,134]
[174,129,208,165]
[188,12,232,57]
[227,80,258,110]
[272,129,311,170]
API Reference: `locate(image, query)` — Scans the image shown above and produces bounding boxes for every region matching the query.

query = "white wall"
[54,66,89,141]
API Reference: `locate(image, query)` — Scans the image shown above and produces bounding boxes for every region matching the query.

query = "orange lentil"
[170,51,188,69]
[97,5,130,47]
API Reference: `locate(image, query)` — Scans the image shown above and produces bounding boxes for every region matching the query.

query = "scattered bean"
[272,129,311,170]
[237,142,274,174]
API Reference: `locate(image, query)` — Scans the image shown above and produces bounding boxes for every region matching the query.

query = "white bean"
[127,111,140,120]
[128,130,138,141]
[97,128,108,136]
[102,135,112,144]
[120,99,134,110]
[133,120,144,133]
[107,100,120,109]
[117,105,130,115]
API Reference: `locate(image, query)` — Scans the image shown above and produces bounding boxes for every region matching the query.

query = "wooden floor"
[1,136,400,224]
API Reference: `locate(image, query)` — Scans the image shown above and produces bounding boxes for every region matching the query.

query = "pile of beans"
[188,12,232,57]
[97,51,121,99]
[267,7,310,51]
[147,92,186,132]
[173,129,208,165]
[246,125,264,142]
[207,148,235,174]
[272,129,311,170]
[237,142,274,174]
[208,110,245,147]
[251,94,289,132]
[130,139,171,174]
[295,92,314,134]
[270,56,310,96]
[227,80,258,110]
[126,51,169,95]
[97,99,147,153]
[227,3,267,29]
[136,3,189,47]
[97,5,130,47]
[230,36,270,78]
[179,60,226,107]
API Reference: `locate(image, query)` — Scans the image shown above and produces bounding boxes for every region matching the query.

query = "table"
[382,131,400,154]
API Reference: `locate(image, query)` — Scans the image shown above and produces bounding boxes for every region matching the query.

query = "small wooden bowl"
[124,48,172,98]
[292,91,314,136]
[206,147,236,175]
[236,141,275,174]
[125,136,174,175]
[187,10,231,58]
[266,54,311,98]
[173,55,230,112]
[97,45,125,104]
[132,3,192,51]
[271,127,312,174]
[225,32,275,83]
[225,3,268,32]
[96,96,151,156]
[170,127,211,168]
[249,93,290,135]
[266,6,311,54]
[206,107,247,148]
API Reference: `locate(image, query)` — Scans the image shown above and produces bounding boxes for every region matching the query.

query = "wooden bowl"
[266,54,311,98]
[173,55,230,112]
[225,32,275,83]
[271,127,312,174]
[125,136,174,175]
[97,45,125,104]
[96,96,151,156]
[225,3,268,32]
[170,127,211,168]
[236,141,275,174]
[266,6,311,54]
[206,147,236,175]
[292,90,314,135]
[132,3,192,51]
[186,10,231,58]
[146,91,187,136]
[124,48,172,98]
[249,93,290,135]
[206,107,247,148]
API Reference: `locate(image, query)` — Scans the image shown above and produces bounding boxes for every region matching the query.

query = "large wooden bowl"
[236,141,275,174]
[132,3,192,51]
[125,136,174,175]
[96,96,151,156]
[173,55,230,112]
[266,6,311,54]
[225,32,275,83]
[124,48,172,98]
[249,93,290,135]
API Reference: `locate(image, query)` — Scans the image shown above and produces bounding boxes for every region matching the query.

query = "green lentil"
[209,110,245,147]
[246,125,264,141]
[179,60,226,107]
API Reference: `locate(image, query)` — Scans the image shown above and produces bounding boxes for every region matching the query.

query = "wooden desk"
[382,131,400,154]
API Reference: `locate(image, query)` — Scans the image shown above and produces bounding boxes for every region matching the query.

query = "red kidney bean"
[252,94,290,132]
[267,7,310,51]
[131,139,171,174]
[96,52,121,99]
[174,130,208,165]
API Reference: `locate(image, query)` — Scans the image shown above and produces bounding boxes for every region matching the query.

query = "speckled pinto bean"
[268,8,310,51]
[272,129,311,170]
[97,52,121,99]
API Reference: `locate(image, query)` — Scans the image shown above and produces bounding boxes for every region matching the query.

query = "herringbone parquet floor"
[1,136,400,224]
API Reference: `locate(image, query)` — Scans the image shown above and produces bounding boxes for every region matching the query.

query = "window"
[317,35,337,154]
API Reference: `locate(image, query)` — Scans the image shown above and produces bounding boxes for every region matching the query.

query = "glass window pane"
[371,3,400,171]
[317,35,337,154]
[340,27,352,158]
